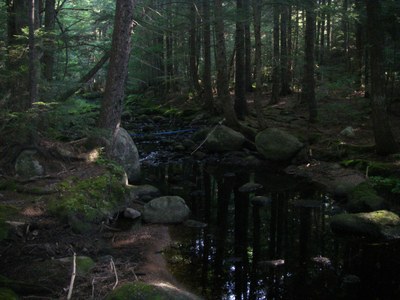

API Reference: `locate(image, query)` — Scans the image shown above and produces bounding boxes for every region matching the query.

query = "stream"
[134,128,400,300]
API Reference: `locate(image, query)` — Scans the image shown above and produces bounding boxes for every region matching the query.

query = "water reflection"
[143,161,400,300]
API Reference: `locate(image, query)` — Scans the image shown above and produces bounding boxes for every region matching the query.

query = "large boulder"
[204,125,245,152]
[15,150,44,178]
[108,127,141,183]
[255,128,303,161]
[143,196,190,224]
[330,210,400,240]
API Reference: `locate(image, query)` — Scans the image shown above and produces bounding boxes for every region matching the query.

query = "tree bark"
[28,0,38,107]
[214,0,240,128]
[97,0,135,133]
[244,0,252,92]
[366,0,398,155]
[234,0,247,119]
[252,0,267,129]
[189,0,202,94]
[280,3,291,96]
[202,0,214,111]
[326,0,332,53]
[302,0,317,122]
[270,3,280,105]
[58,51,110,102]
[43,0,56,81]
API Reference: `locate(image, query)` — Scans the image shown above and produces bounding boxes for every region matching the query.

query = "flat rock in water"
[293,200,322,208]
[330,210,400,240]
[184,219,208,228]
[239,182,263,193]
[143,196,190,224]
[251,196,272,206]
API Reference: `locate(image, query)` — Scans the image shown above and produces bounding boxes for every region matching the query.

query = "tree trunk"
[234,0,247,120]
[98,0,135,133]
[280,3,291,96]
[252,0,267,129]
[189,1,202,94]
[202,0,214,111]
[302,0,317,122]
[28,0,38,107]
[354,0,364,90]
[214,0,239,128]
[270,3,280,105]
[326,0,332,53]
[342,0,349,68]
[319,0,326,64]
[58,52,110,102]
[43,0,56,81]
[244,0,252,92]
[366,0,398,155]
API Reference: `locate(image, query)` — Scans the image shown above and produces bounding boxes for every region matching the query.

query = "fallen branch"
[110,258,119,290]
[91,277,96,299]
[191,119,225,155]
[67,252,77,300]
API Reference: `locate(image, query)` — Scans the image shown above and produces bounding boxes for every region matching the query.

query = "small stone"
[123,208,141,220]
[340,126,355,137]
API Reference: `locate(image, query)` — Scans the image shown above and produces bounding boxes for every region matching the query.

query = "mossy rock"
[106,282,198,300]
[341,159,398,176]
[58,256,95,276]
[49,172,126,233]
[347,182,385,213]
[330,210,400,240]
[0,288,18,300]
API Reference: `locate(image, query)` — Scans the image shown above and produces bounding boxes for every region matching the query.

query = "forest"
[0,0,400,299]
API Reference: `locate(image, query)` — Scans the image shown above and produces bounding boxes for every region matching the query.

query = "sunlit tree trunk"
[302,0,317,122]
[234,0,247,119]
[202,0,214,110]
[98,0,135,132]
[366,0,398,155]
[214,0,240,128]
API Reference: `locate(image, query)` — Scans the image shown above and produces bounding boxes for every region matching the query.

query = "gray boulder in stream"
[255,128,303,161]
[204,125,245,152]
[108,127,141,183]
[143,196,190,224]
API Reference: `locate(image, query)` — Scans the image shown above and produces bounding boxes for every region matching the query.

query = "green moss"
[106,282,170,300]
[330,210,400,239]
[49,171,126,233]
[106,281,199,300]
[76,256,95,275]
[0,288,18,300]
[0,205,19,241]
[347,182,385,213]
[0,179,18,192]
[341,159,398,176]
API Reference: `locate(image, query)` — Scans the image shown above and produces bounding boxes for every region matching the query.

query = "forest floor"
[1,91,400,299]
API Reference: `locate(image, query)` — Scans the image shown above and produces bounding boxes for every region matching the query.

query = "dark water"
[141,159,400,300]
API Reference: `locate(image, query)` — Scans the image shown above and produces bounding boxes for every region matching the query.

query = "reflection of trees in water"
[152,163,400,299]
